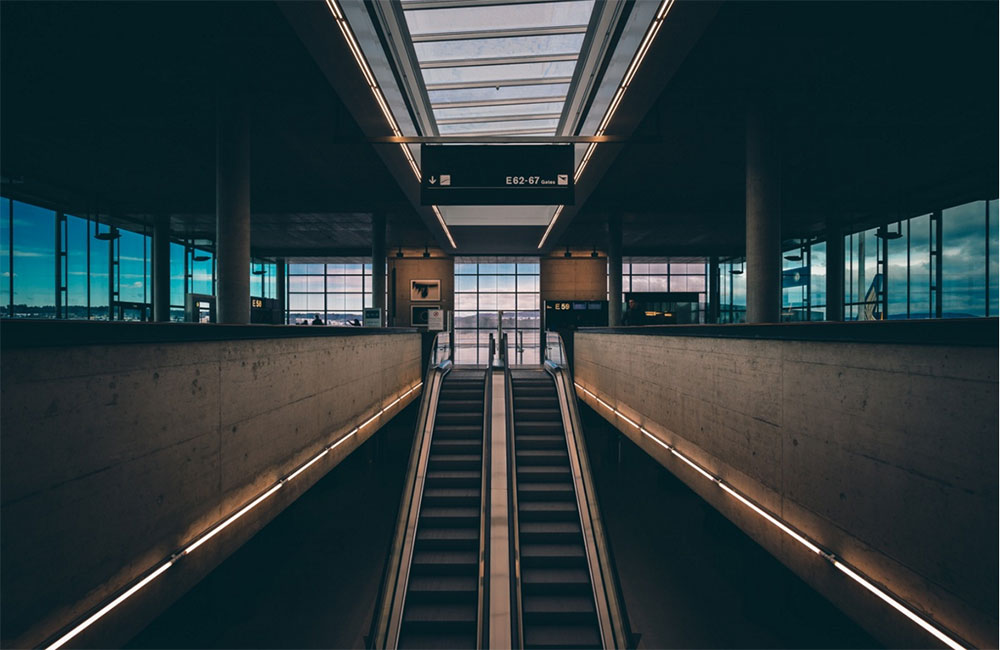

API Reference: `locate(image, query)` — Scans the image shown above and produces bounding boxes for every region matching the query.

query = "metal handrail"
[544,332,634,649]
[502,333,524,649]
[369,332,453,648]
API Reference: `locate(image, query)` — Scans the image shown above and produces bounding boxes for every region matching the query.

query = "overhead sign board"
[420,144,574,206]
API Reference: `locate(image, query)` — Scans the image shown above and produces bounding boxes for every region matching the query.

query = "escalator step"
[438,399,483,411]
[516,421,564,434]
[426,470,480,486]
[518,482,574,500]
[520,520,581,543]
[423,487,480,505]
[518,501,578,520]
[411,550,478,573]
[403,602,478,626]
[434,425,483,438]
[519,543,587,566]
[435,411,484,424]
[428,454,482,469]
[523,624,601,649]
[521,567,592,593]
[523,594,596,622]
[421,506,479,526]
[515,408,563,421]
[407,574,478,597]
[416,527,479,549]
[516,449,568,465]
[398,632,477,650]
[514,434,565,450]
[516,465,571,482]
[432,439,482,453]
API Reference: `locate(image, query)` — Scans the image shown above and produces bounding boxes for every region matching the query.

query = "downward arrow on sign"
[429,176,437,184]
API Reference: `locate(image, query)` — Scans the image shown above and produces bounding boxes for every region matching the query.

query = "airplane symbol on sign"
[428,176,437,184]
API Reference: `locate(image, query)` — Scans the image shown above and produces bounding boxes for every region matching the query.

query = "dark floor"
[127,394,880,650]
[127,402,419,649]
[578,404,881,649]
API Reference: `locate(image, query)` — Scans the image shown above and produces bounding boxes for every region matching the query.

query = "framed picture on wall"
[410,279,441,302]
[411,305,439,327]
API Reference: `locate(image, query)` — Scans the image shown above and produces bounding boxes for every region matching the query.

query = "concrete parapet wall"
[574,328,998,649]
[1,330,422,648]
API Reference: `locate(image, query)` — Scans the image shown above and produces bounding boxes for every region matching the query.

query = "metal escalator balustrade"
[511,369,602,649]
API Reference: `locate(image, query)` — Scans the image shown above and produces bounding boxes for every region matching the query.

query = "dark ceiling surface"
[561,0,999,255]
[0,0,431,253]
[1,1,997,258]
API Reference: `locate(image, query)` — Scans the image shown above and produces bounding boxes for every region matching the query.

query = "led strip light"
[43,382,422,650]
[573,380,968,650]
[539,0,676,249]
[324,0,457,250]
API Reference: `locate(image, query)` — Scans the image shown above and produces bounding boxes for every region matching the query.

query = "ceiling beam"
[411,25,587,43]
[425,76,572,90]
[436,112,561,125]
[420,53,578,69]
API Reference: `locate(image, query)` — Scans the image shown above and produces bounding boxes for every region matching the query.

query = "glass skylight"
[401,0,597,137]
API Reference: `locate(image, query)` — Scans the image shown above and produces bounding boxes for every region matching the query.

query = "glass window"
[65,215,89,318]
[909,214,932,318]
[118,227,147,305]
[0,198,8,315]
[12,201,55,318]
[990,199,998,317]
[942,201,987,318]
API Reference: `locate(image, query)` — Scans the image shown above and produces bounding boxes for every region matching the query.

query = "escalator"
[510,369,602,649]
[398,369,487,649]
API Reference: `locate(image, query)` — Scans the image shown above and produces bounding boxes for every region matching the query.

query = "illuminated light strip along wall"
[538,0,676,249]
[573,380,968,650]
[323,0,457,249]
[43,381,423,650]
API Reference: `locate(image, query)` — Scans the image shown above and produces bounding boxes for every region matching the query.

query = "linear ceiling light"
[42,382,422,650]
[538,0,677,249]
[573,381,968,650]
[325,0,457,249]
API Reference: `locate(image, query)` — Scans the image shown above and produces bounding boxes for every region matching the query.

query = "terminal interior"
[1,1,997,649]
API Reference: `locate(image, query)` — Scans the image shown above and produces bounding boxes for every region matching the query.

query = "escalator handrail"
[545,333,633,649]
[503,333,524,649]
[369,354,453,648]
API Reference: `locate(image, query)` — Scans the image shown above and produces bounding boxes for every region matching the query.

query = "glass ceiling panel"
[428,83,570,106]
[438,118,559,134]
[434,102,566,121]
[405,1,595,37]
[413,33,586,63]
[422,60,577,86]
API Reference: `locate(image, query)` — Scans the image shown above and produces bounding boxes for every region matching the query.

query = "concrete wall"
[389,255,454,327]
[1,330,422,648]
[574,329,998,649]
[540,256,607,302]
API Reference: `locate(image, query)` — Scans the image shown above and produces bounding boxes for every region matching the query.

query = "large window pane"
[990,199,998,317]
[118,227,147,304]
[12,201,55,317]
[0,198,9,314]
[65,215,89,318]
[942,201,987,318]
[909,215,932,318]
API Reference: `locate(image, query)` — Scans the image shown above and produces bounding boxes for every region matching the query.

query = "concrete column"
[275,258,286,324]
[216,91,251,325]
[371,213,386,326]
[608,214,623,326]
[745,102,781,323]
[825,221,844,321]
[708,256,720,323]
[152,215,171,322]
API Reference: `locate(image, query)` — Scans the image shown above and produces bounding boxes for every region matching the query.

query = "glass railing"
[543,331,567,367]
[431,331,451,366]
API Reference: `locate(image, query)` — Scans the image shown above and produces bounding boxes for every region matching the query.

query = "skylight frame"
[401,0,599,138]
